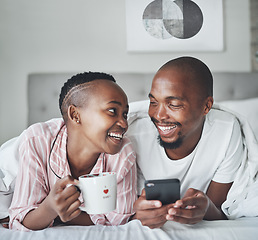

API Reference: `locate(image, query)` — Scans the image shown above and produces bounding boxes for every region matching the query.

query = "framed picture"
[125,0,223,52]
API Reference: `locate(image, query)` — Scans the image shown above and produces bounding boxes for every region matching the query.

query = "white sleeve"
[212,119,246,183]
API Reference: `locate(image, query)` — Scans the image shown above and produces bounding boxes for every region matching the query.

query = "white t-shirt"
[126,106,246,197]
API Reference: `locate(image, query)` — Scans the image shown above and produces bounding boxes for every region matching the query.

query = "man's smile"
[156,124,178,137]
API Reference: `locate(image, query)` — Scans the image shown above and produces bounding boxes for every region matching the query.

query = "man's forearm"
[204,198,227,220]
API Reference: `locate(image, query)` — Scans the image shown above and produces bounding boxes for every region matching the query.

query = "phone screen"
[145,178,180,205]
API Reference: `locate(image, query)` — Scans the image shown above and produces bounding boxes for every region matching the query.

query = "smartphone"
[145,178,180,205]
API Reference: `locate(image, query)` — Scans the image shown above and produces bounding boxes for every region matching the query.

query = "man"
[126,56,246,228]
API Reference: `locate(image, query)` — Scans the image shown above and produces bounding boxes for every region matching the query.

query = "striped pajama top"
[9,118,137,231]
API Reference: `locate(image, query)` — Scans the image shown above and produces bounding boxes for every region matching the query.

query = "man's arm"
[166,181,231,224]
[132,180,232,228]
[131,189,173,229]
[204,180,232,220]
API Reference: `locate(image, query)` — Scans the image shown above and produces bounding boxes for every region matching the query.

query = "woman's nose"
[117,115,128,129]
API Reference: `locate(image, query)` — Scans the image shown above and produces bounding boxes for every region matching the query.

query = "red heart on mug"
[103,189,109,194]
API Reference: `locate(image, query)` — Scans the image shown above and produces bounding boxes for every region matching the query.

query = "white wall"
[0,0,251,145]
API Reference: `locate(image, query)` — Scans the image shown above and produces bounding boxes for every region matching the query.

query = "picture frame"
[125,0,224,52]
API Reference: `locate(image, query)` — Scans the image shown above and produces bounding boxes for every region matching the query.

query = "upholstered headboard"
[28,72,258,126]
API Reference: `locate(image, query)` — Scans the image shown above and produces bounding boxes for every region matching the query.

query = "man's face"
[148,68,209,154]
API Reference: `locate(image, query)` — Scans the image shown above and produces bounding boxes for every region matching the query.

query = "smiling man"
[127,56,246,228]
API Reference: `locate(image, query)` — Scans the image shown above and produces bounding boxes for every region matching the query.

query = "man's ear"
[204,96,214,115]
[67,105,80,124]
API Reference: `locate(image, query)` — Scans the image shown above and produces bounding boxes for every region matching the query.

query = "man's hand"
[132,189,173,228]
[166,185,229,224]
[166,188,210,224]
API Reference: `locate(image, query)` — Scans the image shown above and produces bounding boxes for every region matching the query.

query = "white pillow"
[0,137,20,219]
[219,98,258,139]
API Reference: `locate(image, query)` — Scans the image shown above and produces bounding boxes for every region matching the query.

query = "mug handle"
[73,183,81,193]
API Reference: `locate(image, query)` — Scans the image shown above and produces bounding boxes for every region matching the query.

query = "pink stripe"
[9,119,137,230]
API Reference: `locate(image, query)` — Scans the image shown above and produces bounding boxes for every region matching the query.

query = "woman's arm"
[22,176,82,230]
[57,211,94,226]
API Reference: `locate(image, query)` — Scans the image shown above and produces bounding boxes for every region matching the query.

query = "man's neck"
[164,124,204,160]
[165,146,195,160]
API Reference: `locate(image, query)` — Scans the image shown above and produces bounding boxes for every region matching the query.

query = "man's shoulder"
[207,108,239,126]
[204,108,241,139]
[127,100,154,136]
[126,114,155,137]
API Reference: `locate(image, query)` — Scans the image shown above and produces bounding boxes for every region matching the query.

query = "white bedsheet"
[1,218,258,240]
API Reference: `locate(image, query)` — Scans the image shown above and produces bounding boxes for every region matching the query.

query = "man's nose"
[155,104,169,121]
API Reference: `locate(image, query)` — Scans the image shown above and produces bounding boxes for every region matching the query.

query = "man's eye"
[169,104,182,109]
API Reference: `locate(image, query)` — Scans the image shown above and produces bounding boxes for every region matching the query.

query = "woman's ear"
[68,105,80,124]
[204,96,214,115]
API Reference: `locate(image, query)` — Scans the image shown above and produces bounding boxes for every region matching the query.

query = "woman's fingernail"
[73,185,81,193]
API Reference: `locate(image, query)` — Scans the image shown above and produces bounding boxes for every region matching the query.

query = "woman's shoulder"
[105,136,136,170]
[22,118,64,140]
[119,136,136,155]
[18,118,65,150]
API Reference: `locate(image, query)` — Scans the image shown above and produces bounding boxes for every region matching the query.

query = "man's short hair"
[161,56,213,98]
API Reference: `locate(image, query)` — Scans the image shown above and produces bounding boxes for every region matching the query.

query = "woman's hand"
[47,175,81,223]
[22,175,81,230]
[0,216,9,229]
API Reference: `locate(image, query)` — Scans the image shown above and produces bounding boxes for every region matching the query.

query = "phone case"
[145,178,180,205]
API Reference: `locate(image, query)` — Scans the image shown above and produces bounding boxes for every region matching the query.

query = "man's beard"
[157,135,183,149]
[150,116,183,149]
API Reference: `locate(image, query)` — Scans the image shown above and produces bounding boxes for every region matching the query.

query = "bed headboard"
[28,72,258,126]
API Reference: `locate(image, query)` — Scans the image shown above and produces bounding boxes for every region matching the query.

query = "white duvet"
[1,218,258,240]
[1,101,258,239]
[217,104,258,219]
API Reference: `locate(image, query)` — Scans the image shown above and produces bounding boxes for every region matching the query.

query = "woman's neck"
[66,137,101,179]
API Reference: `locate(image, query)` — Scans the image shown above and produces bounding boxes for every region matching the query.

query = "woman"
[9,72,137,231]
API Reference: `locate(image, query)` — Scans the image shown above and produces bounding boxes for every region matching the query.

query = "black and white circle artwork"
[142,0,203,39]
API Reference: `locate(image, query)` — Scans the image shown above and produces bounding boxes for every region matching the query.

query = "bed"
[1,72,258,239]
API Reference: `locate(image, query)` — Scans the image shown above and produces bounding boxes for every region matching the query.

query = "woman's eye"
[108,108,116,114]
[149,101,158,106]
[123,112,128,119]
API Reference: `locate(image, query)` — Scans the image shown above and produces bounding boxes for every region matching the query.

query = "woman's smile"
[107,131,124,145]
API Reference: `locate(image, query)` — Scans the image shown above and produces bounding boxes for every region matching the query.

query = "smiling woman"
[7,72,137,231]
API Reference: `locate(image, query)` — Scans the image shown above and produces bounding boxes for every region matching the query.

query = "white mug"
[78,172,117,214]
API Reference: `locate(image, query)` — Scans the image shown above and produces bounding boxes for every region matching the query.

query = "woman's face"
[77,80,129,155]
